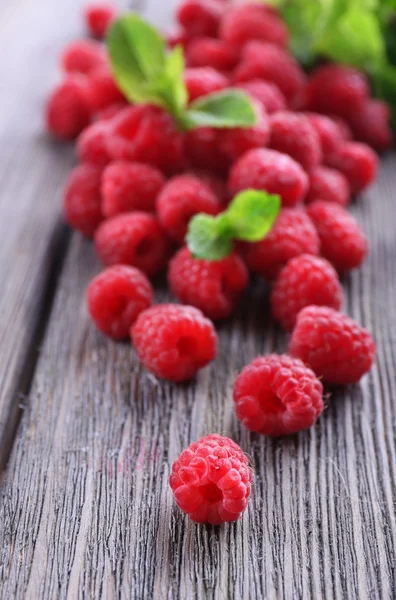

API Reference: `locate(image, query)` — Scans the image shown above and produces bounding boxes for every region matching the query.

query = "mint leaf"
[226,190,281,242]
[151,45,188,118]
[186,214,234,261]
[181,89,258,130]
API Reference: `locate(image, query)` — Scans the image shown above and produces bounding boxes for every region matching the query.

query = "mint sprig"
[186,191,281,261]
[107,14,257,130]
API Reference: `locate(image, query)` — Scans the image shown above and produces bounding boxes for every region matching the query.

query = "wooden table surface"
[1,0,396,598]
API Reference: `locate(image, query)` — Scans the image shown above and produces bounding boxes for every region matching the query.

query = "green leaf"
[150,45,188,118]
[181,90,258,130]
[226,190,281,242]
[186,214,234,261]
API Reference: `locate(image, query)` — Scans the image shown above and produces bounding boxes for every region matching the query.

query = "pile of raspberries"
[46,1,391,525]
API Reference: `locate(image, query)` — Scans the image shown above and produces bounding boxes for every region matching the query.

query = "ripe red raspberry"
[307,200,368,272]
[305,166,350,207]
[233,42,306,108]
[289,306,376,385]
[237,79,287,114]
[169,434,252,524]
[87,265,153,339]
[60,40,107,75]
[241,208,320,280]
[217,101,270,163]
[303,113,346,162]
[131,304,218,381]
[219,4,288,49]
[269,111,322,172]
[157,174,222,244]
[46,77,91,139]
[84,3,118,39]
[63,164,103,237]
[95,212,171,276]
[77,121,112,167]
[106,105,185,174]
[326,142,378,194]
[228,148,309,208]
[348,99,393,152]
[271,254,342,331]
[85,65,125,112]
[168,247,249,320]
[185,127,229,174]
[184,67,229,102]
[304,64,369,119]
[101,160,165,217]
[185,37,238,71]
[177,0,223,38]
[233,354,324,436]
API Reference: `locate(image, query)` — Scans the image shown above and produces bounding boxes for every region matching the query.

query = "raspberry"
[87,265,153,339]
[95,212,171,276]
[169,434,252,524]
[326,142,378,194]
[217,101,270,162]
[233,42,306,107]
[228,148,309,208]
[46,77,91,140]
[177,0,223,38]
[289,306,376,385]
[237,79,287,114]
[184,67,229,102]
[106,105,185,174]
[190,170,230,205]
[307,201,367,272]
[60,40,107,75]
[269,111,322,172]
[303,113,345,162]
[271,254,343,331]
[168,247,249,320]
[219,4,288,49]
[305,166,350,207]
[131,304,218,381]
[157,174,222,244]
[94,101,128,122]
[85,65,125,112]
[304,64,369,119]
[348,99,393,152]
[101,160,165,217]
[233,354,324,436]
[185,38,238,71]
[241,208,320,280]
[84,3,118,39]
[63,164,103,237]
[77,121,112,167]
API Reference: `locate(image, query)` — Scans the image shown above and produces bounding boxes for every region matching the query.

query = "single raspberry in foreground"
[87,265,153,339]
[289,306,376,385]
[84,3,118,39]
[271,254,343,331]
[169,434,252,524]
[63,164,103,236]
[233,354,324,436]
[131,304,218,382]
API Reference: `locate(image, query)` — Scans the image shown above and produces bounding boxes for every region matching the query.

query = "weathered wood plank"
[1,154,395,599]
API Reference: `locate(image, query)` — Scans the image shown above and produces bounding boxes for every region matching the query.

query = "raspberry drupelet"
[271,254,343,331]
[106,105,186,175]
[228,148,309,208]
[101,161,165,217]
[305,166,350,207]
[60,40,107,75]
[241,208,320,280]
[326,142,378,194]
[84,3,118,39]
[87,265,153,339]
[289,306,376,385]
[307,201,368,273]
[233,354,324,436]
[169,434,252,524]
[131,304,218,382]
[168,247,249,320]
[46,76,91,140]
[157,174,222,244]
[63,164,103,236]
[269,111,322,172]
[94,212,171,276]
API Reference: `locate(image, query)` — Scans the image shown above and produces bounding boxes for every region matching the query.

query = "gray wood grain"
[1,0,396,598]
